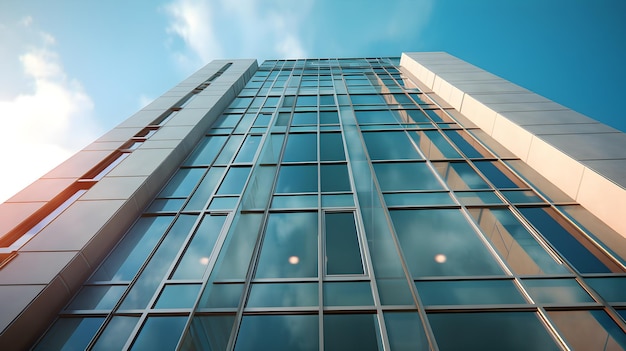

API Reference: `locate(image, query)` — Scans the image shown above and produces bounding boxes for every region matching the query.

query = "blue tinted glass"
[146,198,185,212]
[410,130,461,159]
[283,133,317,162]
[130,316,187,351]
[374,162,442,192]
[519,207,616,273]
[296,95,317,106]
[234,135,262,163]
[384,192,454,207]
[325,213,363,274]
[212,213,264,280]
[215,135,245,164]
[547,310,626,350]
[455,191,503,205]
[324,314,381,351]
[320,133,345,161]
[321,194,354,207]
[434,162,490,190]
[384,312,430,351]
[473,161,522,188]
[200,283,244,308]
[377,278,416,305]
[363,131,421,160]
[324,282,373,306]
[391,209,503,277]
[208,196,239,210]
[184,166,226,211]
[184,135,228,166]
[154,284,201,308]
[429,312,560,351]
[586,277,626,302]
[292,112,317,125]
[416,280,526,305]
[159,168,205,197]
[67,285,126,310]
[443,130,489,158]
[217,167,251,195]
[173,215,227,279]
[355,110,397,124]
[271,194,318,208]
[320,111,339,124]
[34,317,104,351]
[181,315,235,350]
[321,164,351,192]
[275,165,318,193]
[91,316,139,351]
[236,315,318,351]
[256,212,318,278]
[522,279,594,303]
[501,190,544,203]
[247,283,318,307]
[351,94,385,105]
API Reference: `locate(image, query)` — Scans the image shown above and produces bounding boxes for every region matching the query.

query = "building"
[1,52,625,350]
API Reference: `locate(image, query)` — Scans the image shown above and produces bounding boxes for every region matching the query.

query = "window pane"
[474,161,524,188]
[271,194,318,209]
[410,130,461,159]
[154,284,201,308]
[383,192,454,207]
[34,317,104,351]
[91,316,139,351]
[212,213,264,280]
[296,95,317,107]
[147,198,185,212]
[374,162,442,192]
[320,164,351,192]
[586,277,626,302]
[428,312,560,351]
[130,316,187,351]
[456,191,503,206]
[173,215,227,279]
[324,314,381,351]
[247,283,318,307]
[159,168,205,197]
[321,194,354,207]
[216,167,251,195]
[235,315,318,351]
[92,216,174,282]
[415,279,526,305]
[468,208,569,275]
[363,131,421,160]
[256,212,318,278]
[292,112,317,125]
[391,209,503,277]
[324,282,373,306]
[181,315,235,351]
[320,111,339,124]
[547,310,626,350]
[377,278,416,305]
[443,130,492,158]
[184,135,228,166]
[67,285,126,310]
[184,166,226,211]
[215,135,245,164]
[325,212,363,274]
[283,133,317,162]
[355,110,397,124]
[384,312,430,351]
[275,165,318,193]
[523,279,594,304]
[501,190,544,204]
[433,162,490,190]
[234,135,262,163]
[351,94,385,105]
[320,133,345,161]
[199,283,244,308]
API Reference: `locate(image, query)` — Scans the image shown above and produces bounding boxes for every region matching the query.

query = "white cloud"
[163,0,312,71]
[0,22,101,203]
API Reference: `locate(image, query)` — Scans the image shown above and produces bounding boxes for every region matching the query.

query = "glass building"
[1,53,626,350]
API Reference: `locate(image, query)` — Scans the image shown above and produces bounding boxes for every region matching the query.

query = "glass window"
[184,135,228,166]
[255,212,318,278]
[391,209,503,277]
[433,162,490,190]
[415,279,526,305]
[362,131,421,160]
[130,316,188,351]
[547,310,626,350]
[320,164,351,192]
[377,278,417,305]
[91,216,174,282]
[67,285,126,310]
[324,314,381,351]
[384,312,430,351]
[519,207,620,273]
[283,133,317,162]
[320,111,339,124]
[235,314,318,351]
[154,284,201,308]
[199,283,244,308]
[234,135,262,163]
[443,130,492,158]
[501,190,544,204]
[468,208,569,275]
[410,130,461,160]
[586,277,626,302]
[320,133,345,161]
[229,97,252,109]
[292,112,317,125]
[324,282,373,306]
[473,161,524,188]
[322,194,354,208]
[91,316,139,351]
[350,94,385,105]
[522,279,594,304]
[215,135,245,164]
[208,196,239,210]
[374,162,442,192]
[216,167,251,195]
[158,168,205,198]
[275,165,318,193]
[325,212,363,275]
[455,191,503,206]
[212,214,264,280]
[395,109,430,124]
[181,315,235,350]
[383,192,454,207]
[355,110,397,124]
[184,166,226,211]
[296,95,317,106]
[247,283,318,307]
[320,95,335,105]
[260,133,285,164]
[34,317,104,350]
[172,215,227,279]
[271,194,318,209]
[428,312,560,351]
[146,198,185,212]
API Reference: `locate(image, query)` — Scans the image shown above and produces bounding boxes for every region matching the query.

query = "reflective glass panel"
[547,310,626,350]
[374,162,442,192]
[443,130,492,158]
[362,131,421,160]
[275,165,318,193]
[391,209,503,277]
[415,279,526,305]
[234,135,262,163]
[323,282,373,306]
[215,135,245,164]
[355,110,397,124]
[456,191,503,206]
[154,284,201,308]
[321,194,354,207]
[522,279,594,303]
[384,312,430,351]
[159,168,205,197]
[91,316,139,351]
[271,194,318,208]
[320,133,345,161]
[235,315,318,351]
[325,212,363,275]
[216,167,251,195]
[383,192,454,207]
[256,212,318,278]
[34,317,104,351]
[130,316,187,351]
[146,198,185,212]
[184,166,226,211]
[433,162,490,190]
[410,130,462,159]
[474,161,524,188]
[320,164,351,192]
[247,283,318,307]
[324,314,381,351]
[428,312,560,351]
[283,133,317,162]
[200,283,244,308]
[292,112,317,125]
[181,315,235,351]
[184,135,228,166]
[208,196,239,210]
[173,215,226,279]
[320,111,339,124]
[586,277,626,302]
[67,285,126,310]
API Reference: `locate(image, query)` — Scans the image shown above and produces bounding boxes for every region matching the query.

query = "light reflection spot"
[434,254,447,263]
[199,257,210,265]
[288,256,300,265]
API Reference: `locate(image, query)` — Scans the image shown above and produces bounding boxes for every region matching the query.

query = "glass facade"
[35,58,626,350]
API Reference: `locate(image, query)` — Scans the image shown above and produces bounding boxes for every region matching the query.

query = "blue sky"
[0,0,625,202]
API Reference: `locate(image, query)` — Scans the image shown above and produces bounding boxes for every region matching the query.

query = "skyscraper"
[1,52,625,350]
